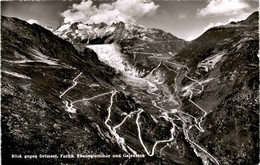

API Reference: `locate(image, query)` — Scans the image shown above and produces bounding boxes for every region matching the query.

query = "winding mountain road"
[58,44,219,164]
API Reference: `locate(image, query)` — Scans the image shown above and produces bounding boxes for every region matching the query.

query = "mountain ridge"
[54,21,185,44]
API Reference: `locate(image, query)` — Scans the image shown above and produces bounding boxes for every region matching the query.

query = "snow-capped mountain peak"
[53,21,182,45]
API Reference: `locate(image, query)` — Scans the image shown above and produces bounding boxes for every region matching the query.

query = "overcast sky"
[1,0,258,41]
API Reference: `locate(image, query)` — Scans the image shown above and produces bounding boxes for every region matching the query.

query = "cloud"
[197,0,251,17]
[61,0,159,25]
[203,22,225,31]
[203,15,249,31]
[27,19,40,25]
[188,14,249,41]
[186,36,196,41]
[186,34,201,41]
[178,14,186,19]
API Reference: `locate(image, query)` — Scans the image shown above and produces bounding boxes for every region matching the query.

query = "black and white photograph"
[1,0,259,164]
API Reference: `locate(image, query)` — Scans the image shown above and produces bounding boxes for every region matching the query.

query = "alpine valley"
[1,11,259,165]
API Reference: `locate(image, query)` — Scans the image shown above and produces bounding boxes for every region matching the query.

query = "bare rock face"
[1,12,259,165]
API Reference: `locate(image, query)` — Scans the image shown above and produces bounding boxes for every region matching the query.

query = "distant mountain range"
[54,21,188,76]
[1,11,259,165]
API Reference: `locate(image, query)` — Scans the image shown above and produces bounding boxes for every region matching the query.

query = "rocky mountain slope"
[1,11,259,165]
[1,16,132,165]
[167,11,259,164]
[1,16,198,165]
